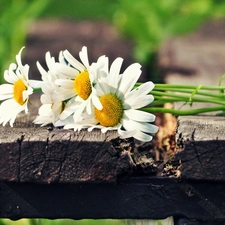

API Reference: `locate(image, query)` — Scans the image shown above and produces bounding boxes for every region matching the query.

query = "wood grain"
[174,116,225,181]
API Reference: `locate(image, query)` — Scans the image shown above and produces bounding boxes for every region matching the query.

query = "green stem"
[33,88,42,93]
[151,98,191,106]
[153,87,224,99]
[142,106,225,116]
[154,83,225,91]
[151,90,225,106]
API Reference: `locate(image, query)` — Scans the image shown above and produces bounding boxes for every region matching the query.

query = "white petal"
[101,127,109,133]
[95,81,110,96]
[79,46,89,69]
[119,63,142,96]
[63,50,85,72]
[124,109,156,122]
[53,89,75,102]
[125,120,158,134]
[41,84,54,95]
[40,94,52,104]
[125,81,154,99]
[73,102,86,122]
[118,127,136,139]
[38,104,52,116]
[55,79,74,87]
[54,63,79,78]
[92,93,102,110]
[0,99,24,126]
[86,98,93,115]
[15,47,25,68]
[109,57,123,93]
[36,61,47,78]
[125,95,154,109]
[133,130,153,142]
[0,84,13,94]
[122,118,154,142]
[109,57,123,76]
[60,101,78,120]
[45,51,55,69]
[29,80,44,88]
[0,94,13,101]
[91,55,109,80]
[4,69,17,84]
[22,87,33,102]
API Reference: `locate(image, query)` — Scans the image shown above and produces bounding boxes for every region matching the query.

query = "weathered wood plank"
[0,124,139,183]
[1,177,225,222]
[170,116,225,181]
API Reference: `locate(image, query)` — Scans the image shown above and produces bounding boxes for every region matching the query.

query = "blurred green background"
[0,218,173,225]
[0,219,124,225]
[2,0,225,83]
[1,0,225,224]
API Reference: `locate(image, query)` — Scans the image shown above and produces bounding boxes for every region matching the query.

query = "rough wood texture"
[1,178,225,223]
[171,116,225,181]
[0,125,137,183]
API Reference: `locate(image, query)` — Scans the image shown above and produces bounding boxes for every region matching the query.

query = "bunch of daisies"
[0,47,158,142]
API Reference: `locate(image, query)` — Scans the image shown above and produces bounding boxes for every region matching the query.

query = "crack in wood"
[16,134,25,182]
[56,133,71,183]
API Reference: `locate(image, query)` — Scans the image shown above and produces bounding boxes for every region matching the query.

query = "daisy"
[66,57,159,142]
[34,51,76,126]
[53,46,105,121]
[0,47,39,127]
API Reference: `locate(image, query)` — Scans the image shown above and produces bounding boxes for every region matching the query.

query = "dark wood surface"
[0,125,135,183]
[175,116,225,181]
[1,178,225,223]
[1,113,225,183]
[0,102,225,223]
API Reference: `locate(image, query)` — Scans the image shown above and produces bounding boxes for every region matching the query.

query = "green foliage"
[0,219,124,225]
[0,0,52,83]
[113,0,225,64]
[124,217,174,225]
[0,218,175,225]
[40,0,119,21]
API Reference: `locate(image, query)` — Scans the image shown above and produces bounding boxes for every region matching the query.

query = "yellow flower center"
[13,79,27,105]
[94,94,123,127]
[74,70,92,100]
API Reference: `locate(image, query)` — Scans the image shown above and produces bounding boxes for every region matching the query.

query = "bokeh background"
[2,0,225,83]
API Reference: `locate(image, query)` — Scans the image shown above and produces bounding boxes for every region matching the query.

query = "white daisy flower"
[53,46,105,121]
[0,47,39,127]
[34,101,75,127]
[34,51,75,126]
[86,58,158,142]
